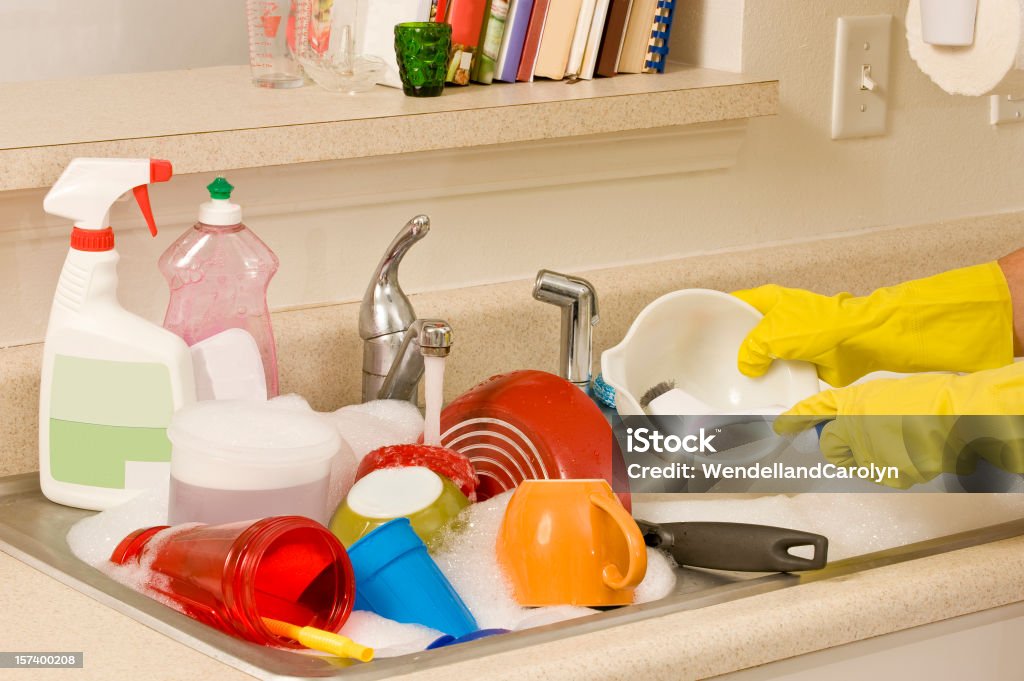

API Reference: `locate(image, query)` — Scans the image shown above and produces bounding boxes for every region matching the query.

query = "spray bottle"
[40,157,196,510]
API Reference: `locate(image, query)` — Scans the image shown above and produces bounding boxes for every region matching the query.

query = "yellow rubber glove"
[774,362,1024,489]
[733,262,1013,387]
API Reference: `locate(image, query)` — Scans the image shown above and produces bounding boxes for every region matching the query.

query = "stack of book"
[430,0,675,85]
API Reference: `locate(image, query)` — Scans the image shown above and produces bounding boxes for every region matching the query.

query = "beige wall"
[1,0,1022,347]
[1,0,248,82]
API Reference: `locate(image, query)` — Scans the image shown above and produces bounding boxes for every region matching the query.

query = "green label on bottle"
[49,420,171,488]
[49,355,175,488]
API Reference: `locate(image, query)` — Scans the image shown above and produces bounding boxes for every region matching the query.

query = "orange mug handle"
[589,492,648,591]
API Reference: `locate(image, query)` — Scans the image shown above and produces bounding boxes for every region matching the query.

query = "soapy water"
[343,491,676,657]
[67,483,171,567]
[422,355,445,447]
[65,482,676,658]
[65,393,1024,657]
[65,478,1024,657]
[184,397,338,451]
[339,611,442,657]
[633,493,1024,561]
[98,524,199,615]
[327,399,425,461]
[431,491,677,629]
[267,395,415,516]
[65,482,193,613]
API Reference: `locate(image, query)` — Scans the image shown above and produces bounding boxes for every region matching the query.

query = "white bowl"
[601,289,820,417]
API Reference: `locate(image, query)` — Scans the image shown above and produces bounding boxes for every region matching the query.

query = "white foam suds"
[176,398,339,452]
[268,393,317,412]
[338,611,442,657]
[67,483,171,567]
[328,400,425,461]
[632,493,1024,561]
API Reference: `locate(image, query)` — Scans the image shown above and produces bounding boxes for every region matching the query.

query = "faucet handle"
[359,215,430,340]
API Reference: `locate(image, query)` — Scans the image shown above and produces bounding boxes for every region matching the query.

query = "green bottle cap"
[207,177,234,200]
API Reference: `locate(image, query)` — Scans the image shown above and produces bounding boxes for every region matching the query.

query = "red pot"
[437,370,630,511]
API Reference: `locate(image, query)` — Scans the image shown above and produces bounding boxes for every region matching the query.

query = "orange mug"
[496,479,647,606]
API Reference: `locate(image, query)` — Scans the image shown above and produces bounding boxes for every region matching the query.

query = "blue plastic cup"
[427,628,510,649]
[348,518,477,637]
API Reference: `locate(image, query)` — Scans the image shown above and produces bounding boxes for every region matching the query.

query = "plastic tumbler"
[110,516,355,648]
[246,0,305,88]
[394,22,452,97]
[348,518,477,636]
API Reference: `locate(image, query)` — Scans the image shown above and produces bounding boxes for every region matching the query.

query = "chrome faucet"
[360,215,454,403]
[377,319,453,401]
[533,270,599,390]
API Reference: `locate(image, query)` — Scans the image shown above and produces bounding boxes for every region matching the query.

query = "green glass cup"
[394,22,452,97]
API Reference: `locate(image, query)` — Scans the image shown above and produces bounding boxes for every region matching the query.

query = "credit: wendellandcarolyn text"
[625,460,900,485]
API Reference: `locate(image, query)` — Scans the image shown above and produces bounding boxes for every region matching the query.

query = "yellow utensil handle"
[261,618,374,662]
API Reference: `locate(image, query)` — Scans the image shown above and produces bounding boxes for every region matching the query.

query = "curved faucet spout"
[359,215,431,403]
[359,215,430,341]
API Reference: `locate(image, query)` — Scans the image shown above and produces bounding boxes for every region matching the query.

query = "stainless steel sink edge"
[3,472,1024,681]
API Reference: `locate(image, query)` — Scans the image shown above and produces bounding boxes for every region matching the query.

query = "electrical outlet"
[831,15,893,140]
[990,94,1024,125]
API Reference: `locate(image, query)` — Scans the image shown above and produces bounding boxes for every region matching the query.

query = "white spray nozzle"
[43,157,173,234]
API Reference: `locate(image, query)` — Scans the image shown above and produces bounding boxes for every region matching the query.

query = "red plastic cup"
[110,516,355,648]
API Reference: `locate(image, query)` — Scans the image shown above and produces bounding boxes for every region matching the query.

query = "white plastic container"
[601,289,820,417]
[167,400,341,525]
[920,0,978,46]
[39,158,196,511]
[601,289,822,478]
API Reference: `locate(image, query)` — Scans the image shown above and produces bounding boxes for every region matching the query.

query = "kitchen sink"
[2,471,1024,680]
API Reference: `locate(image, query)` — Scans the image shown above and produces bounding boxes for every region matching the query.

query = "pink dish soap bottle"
[159,177,280,397]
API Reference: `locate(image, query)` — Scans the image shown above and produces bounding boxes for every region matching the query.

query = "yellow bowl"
[329,466,469,550]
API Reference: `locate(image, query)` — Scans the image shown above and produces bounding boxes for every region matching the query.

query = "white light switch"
[990,94,1024,125]
[831,15,893,140]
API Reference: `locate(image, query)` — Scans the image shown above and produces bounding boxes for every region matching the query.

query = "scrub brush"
[639,381,676,409]
[261,617,374,662]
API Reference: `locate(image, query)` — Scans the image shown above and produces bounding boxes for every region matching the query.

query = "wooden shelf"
[0,64,777,191]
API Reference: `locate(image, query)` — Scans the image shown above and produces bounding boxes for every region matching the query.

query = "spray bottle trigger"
[132,184,158,237]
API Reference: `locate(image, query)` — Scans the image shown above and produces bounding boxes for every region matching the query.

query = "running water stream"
[423,355,446,446]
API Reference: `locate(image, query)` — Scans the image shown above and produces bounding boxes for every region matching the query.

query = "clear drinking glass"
[292,0,386,93]
[246,0,306,88]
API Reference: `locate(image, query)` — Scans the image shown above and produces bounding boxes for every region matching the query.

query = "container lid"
[346,467,442,519]
[168,400,340,466]
[198,177,242,226]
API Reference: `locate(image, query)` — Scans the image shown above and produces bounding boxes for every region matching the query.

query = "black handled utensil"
[635,519,828,572]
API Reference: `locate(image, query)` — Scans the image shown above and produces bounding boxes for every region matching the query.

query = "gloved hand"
[774,362,1024,489]
[733,262,1013,387]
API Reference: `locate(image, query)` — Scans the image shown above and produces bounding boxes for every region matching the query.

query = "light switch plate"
[990,94,1024,125]
[831,15,893,140]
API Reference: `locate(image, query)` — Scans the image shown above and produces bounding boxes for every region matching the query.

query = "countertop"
[3,531,1023,681]
[0,64,777,191]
